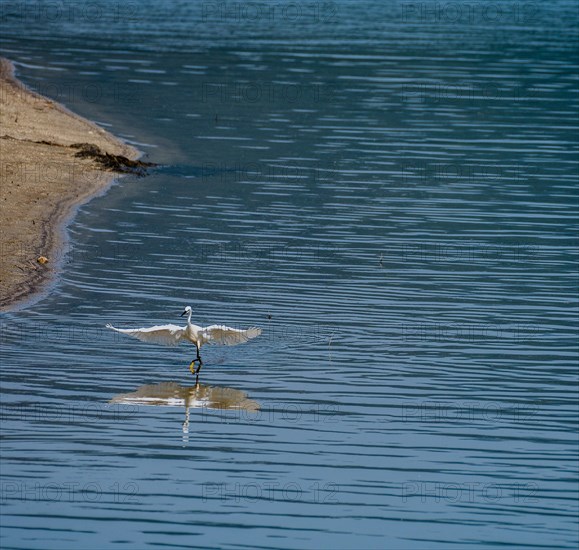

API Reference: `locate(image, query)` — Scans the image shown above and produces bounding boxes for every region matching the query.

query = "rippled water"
[1,1,578,548]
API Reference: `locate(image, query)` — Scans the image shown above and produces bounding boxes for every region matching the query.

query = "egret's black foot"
[189,361,197,376]
[195,359,204,385]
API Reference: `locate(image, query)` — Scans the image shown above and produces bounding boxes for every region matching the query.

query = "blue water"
[1,1,578,548]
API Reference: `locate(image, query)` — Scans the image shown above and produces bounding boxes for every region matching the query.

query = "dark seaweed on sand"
[71,143,156,176]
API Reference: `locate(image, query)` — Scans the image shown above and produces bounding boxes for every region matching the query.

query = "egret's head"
[180,305,192,317]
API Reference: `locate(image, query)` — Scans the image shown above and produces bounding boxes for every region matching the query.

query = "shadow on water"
[110,381,260,433]
[152,163,249,179]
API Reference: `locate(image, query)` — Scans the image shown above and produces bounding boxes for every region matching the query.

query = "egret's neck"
[186,310,192,326]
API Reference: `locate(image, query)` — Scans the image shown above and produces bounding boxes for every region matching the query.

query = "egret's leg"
[188,345,202,377]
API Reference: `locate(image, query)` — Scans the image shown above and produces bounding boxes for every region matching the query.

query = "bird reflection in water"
[110,381,259,434]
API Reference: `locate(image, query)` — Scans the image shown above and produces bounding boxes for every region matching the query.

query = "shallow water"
[1,1,578,548]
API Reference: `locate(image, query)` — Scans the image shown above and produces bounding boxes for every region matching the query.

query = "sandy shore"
[0,57,142,311]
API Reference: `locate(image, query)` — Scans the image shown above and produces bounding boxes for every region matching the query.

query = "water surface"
[1,1,578,548]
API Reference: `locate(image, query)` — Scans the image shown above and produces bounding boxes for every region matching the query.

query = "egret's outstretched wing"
[106,323,186,346]
[201,325,262,346]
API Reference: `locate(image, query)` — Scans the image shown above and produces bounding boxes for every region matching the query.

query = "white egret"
[106,306,262,383]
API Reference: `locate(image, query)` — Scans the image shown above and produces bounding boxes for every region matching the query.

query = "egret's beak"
[180,310,187,317]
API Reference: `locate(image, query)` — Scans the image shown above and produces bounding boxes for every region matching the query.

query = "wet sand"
[0,57,140,311]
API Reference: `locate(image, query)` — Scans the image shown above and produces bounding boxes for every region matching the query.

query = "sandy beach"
[0,57,142,311]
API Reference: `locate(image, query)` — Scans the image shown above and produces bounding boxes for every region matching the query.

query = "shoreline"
[0,57,142,312]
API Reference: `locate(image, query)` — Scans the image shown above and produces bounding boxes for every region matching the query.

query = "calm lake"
[1,1,578,548]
